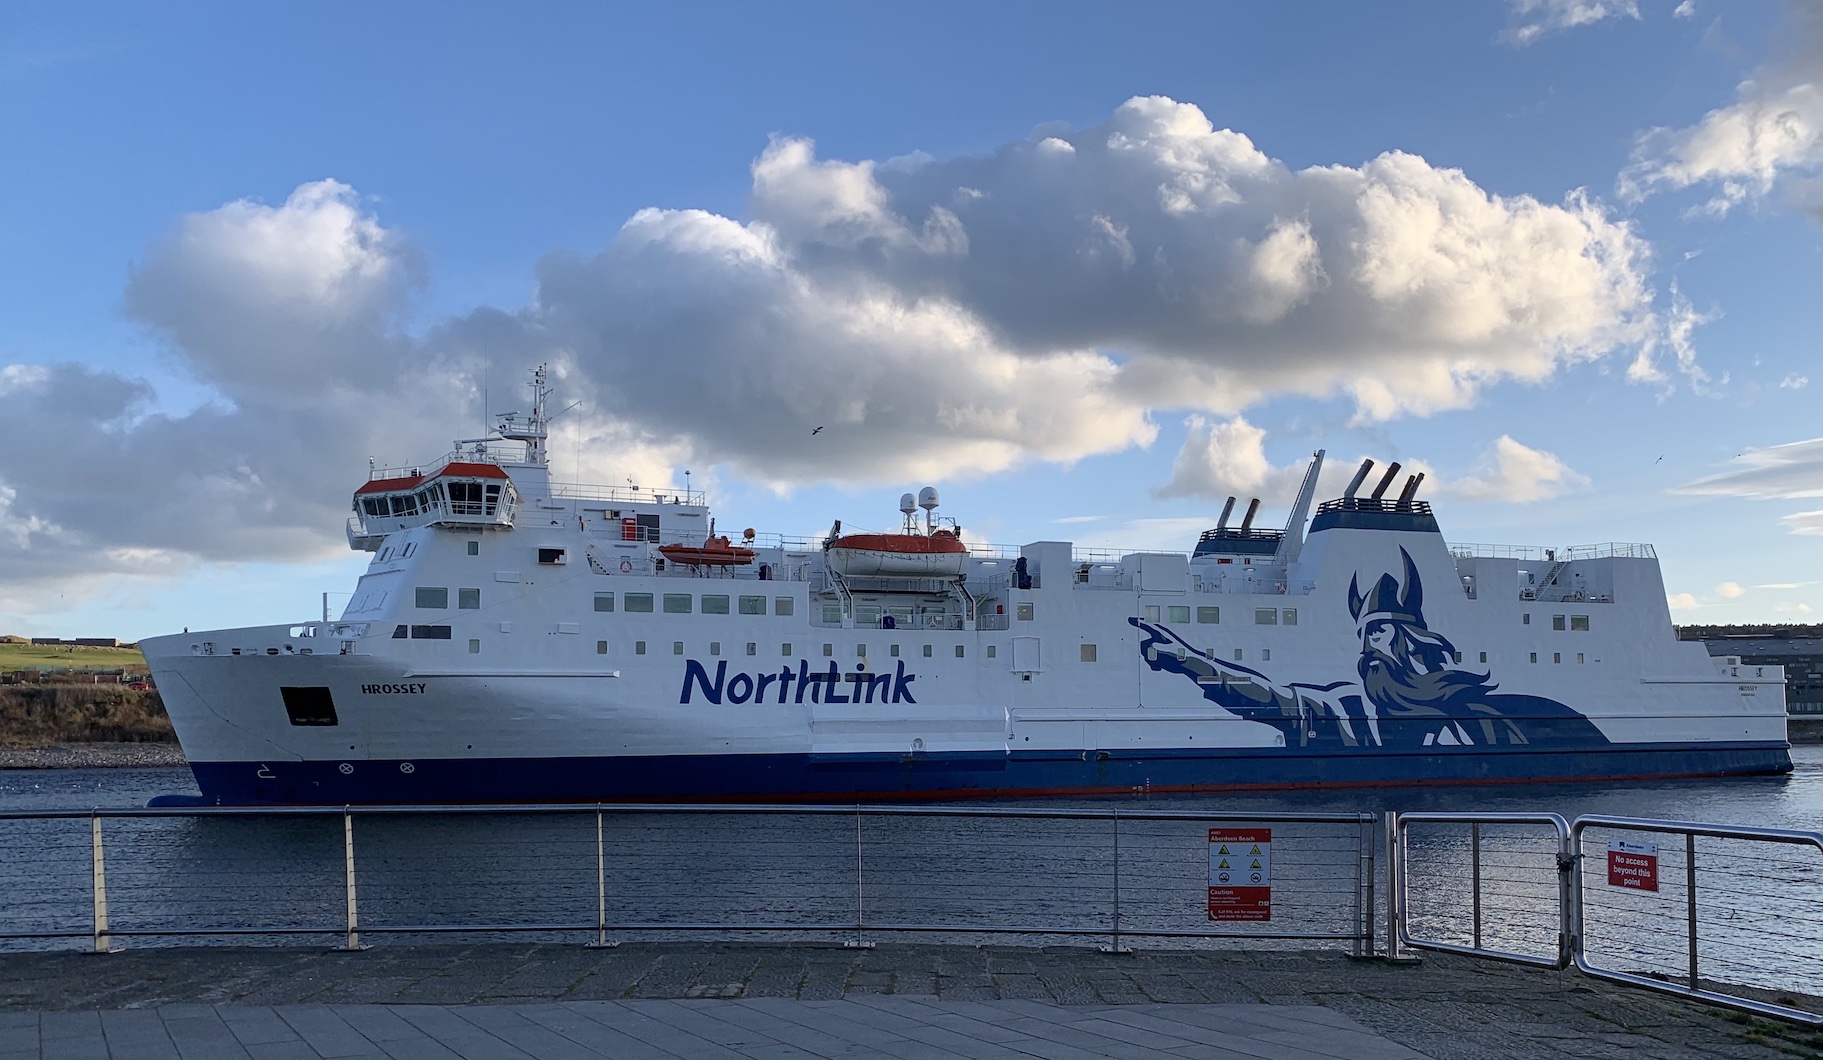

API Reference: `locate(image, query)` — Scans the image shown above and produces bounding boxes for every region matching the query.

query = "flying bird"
[811,426,824,435]
[1655,455,1663,464]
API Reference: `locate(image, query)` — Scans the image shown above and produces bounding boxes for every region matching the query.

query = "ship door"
[1012,636,1042,676]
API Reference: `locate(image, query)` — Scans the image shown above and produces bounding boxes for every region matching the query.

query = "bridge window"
[775,597,795,616]
[703,595,730,615]
[739,595,766,615]
[823,604,842,623]
[594,593,615,612]
[1168,606,1190,623]
[1553,615,1566,631]
[458,588,480,610]
[624,593,653,613]
[415,587,448,609]
[1081,644,1097,663]
[483,483,503,514]
[410,625,451,639]
[635,513,660,542]
[1197,607,1220,624]
[1282,609,1297,626]
[1571,615,1590,631]
[1254,608,1277,625]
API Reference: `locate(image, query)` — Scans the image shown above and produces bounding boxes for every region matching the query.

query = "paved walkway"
[4,998,1421,1059]
[1,943,1818,1059]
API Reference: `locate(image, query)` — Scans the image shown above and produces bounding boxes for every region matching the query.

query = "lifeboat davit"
[659,534,756,567]
[827,530,967,578]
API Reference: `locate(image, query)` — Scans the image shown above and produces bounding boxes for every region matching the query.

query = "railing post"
[1556,826,1577,969]
[1686,831,1699,990]
[587,806,615,948]
[1357,815,1375,958]
[845,806,873,949]
[90,813,112,954]
[340,809,364,951]
[1383,811,1411,961]
[1102,809,1129,954]
[1471,822,1482,951]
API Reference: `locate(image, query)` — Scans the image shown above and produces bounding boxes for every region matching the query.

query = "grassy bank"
[0,686,173,748]
[0,642,146,673]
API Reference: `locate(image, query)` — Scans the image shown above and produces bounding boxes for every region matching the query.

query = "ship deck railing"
[1449,542,1657,562]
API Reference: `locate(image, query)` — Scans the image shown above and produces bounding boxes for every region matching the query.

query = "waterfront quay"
[3,942,1821,1060]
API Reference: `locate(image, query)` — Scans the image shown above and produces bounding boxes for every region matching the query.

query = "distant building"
[72,638,120,648]
[1679,625,1823,716]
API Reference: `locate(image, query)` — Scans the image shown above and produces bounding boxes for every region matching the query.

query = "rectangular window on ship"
[416,587,448,609]
[1282,609,1297,626]
[458,588,480,610]
[1571,615,1590,631]
[624,593,654,613]
[664,594,692,614]
[1197,607,1219,624]
[703,595,729,615]
[594,593,615,612]
[1168,606,1190,623]
[1254,608,1277,625]
[774,597,794,616]
[1553,615,1566,631]
[739,595,765,615]
[410,625,451,639]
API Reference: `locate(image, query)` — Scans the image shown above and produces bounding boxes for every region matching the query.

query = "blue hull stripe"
[157,742,1795,806]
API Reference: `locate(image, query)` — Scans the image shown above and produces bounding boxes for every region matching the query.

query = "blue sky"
[2,0,1820,640]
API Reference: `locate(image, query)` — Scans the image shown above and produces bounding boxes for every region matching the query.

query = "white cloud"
[1781,373,1809,389]
[0,95,1678,596]
[1667,592,1701,610]
[1678,439,1823,499]
[1619,6,1823,215]
[1782,510,1823,536]
[1673,0,1696,18]
[1625,284,1714,391]
[1775,601,1817,614]
[1448,436,1592,502]
[1715,581,1746,597]
[1502,0,1641,45]
[1755,581,1815,590]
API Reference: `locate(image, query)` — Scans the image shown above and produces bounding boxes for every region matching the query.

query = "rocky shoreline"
[0,742,187,769]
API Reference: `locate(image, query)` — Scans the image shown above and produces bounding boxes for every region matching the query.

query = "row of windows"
[589,640,978,658]
[594,592,796,616]
[417,587,482,609]
[1138,604,1295,626]
[1529,651,1589,663]
[1523,613,1593,631]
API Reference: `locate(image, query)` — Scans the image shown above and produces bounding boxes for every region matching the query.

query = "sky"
[2,0,1821,640]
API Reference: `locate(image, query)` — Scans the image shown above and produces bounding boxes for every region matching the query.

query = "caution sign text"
[1208,828,1271,921]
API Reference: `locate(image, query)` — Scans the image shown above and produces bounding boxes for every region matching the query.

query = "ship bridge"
[347,458,522,551]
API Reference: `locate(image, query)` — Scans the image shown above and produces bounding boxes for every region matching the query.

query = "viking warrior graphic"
[1131,548,1607,750]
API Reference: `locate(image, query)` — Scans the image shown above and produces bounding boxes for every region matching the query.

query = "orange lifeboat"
[659,534,756,567]
[827,529,967,578]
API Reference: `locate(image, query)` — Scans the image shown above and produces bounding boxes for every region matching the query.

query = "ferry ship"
[140,368,1792,805]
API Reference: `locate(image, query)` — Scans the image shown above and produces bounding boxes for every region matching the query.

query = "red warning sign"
[1209,828,1271,921]
[1607,838,1659,891]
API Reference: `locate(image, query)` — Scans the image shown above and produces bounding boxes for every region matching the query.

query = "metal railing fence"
[1393,810,1823,1026]
[0,805,1376,957]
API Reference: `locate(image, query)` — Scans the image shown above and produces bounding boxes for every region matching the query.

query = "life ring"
[619,558,633,574]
